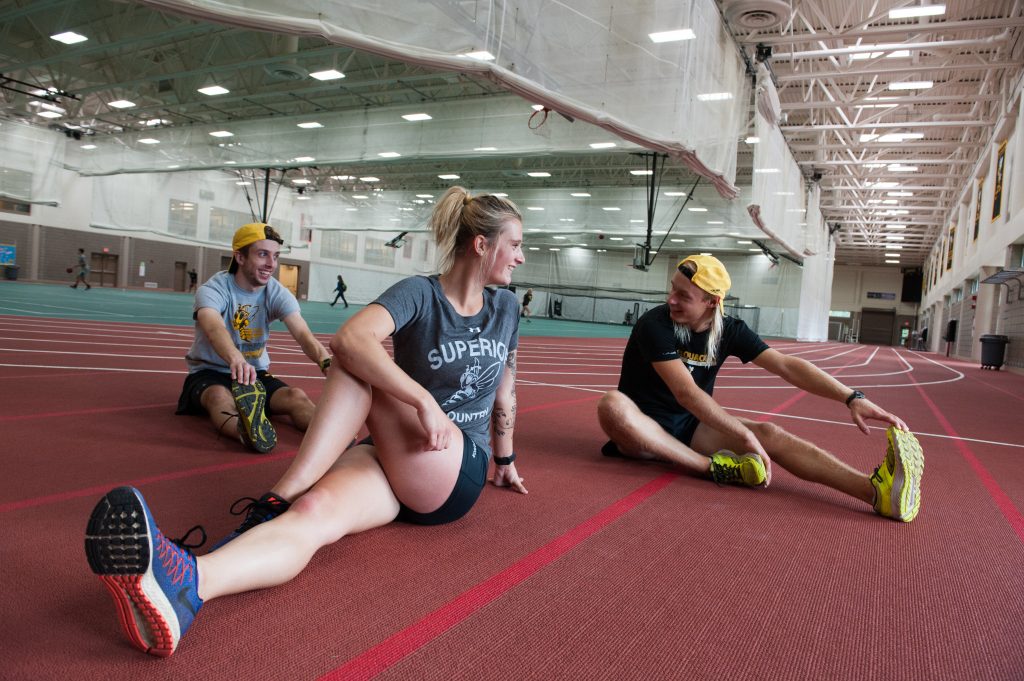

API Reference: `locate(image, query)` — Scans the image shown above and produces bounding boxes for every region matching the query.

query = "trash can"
[979,334,1009,370]
[3,264,18,280]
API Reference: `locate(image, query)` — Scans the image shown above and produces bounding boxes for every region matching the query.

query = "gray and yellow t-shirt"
[185,271,300,373]
[373,275,519,457]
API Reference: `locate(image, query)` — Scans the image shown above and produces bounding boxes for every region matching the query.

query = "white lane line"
[0,363,323,381]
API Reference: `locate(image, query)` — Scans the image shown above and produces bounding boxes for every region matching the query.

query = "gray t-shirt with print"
[185,270,300,373]
[373,275,519,457]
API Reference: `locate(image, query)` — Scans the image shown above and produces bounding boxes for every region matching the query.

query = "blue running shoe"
[84,486,204,657]
[211,492,290,550]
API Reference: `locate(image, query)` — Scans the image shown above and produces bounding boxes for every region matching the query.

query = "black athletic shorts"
[357,430,488,526]
[175,368,288,416]
[651,409,702,446]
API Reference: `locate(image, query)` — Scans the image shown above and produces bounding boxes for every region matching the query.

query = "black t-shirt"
[617,304,769,418]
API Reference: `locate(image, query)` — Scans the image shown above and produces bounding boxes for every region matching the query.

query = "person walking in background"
[188,267,198,293]
[520,287,533,322]
[70,248,91,290]
[330,274,349,308]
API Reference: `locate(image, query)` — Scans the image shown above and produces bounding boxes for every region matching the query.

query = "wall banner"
[992,140,1006,220]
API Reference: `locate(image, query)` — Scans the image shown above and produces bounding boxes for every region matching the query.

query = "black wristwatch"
[845,390,866,407]
[493,452,516,466]
[318,356,331,373]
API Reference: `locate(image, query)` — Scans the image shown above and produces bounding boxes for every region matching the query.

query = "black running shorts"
[175,368,288,416]
[357,430,488,526]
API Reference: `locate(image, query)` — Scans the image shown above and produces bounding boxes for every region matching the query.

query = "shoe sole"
[231,380,276,453]
[889,429,925,522]
[84,486,179,657]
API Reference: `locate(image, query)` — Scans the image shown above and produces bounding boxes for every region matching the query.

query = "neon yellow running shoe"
[231,379,276,453]
[870,427,924,522]
[709,451,767,487]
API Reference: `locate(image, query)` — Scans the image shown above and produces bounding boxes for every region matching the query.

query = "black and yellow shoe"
[231,379,276,453]
[871,427,924,522]
[709,451,767,487]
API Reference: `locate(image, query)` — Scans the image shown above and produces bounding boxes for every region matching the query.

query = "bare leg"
[268,386,316,431]
[690,419,874,503]
[197,446,399,600]
[200,385,241,438]
[270,364,373,501]
[597,390,711,476]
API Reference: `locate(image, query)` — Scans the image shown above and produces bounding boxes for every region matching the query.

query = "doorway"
[859,308,896,345]
[174,261,187,291]
[89,252,118,287]
[278,264,299,296]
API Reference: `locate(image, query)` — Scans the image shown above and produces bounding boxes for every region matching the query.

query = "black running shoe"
[211,492,290,550]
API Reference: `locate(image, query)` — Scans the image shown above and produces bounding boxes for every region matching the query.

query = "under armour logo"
[468,326,481,333]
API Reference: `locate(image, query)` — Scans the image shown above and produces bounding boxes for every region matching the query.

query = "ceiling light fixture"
[888,81,933,90]
[697,92,733,101]
[889,4,945,19]
[297,122,323,129]
[527,172,551,177]
[589,142,617,149]
[649,29,695,43]
[197,84,229,96]
[51,31,88,44]
[108,100,136,109]
[310,69,345,80]
[401,113,432,121]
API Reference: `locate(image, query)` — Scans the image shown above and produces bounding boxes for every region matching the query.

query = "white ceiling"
[2,0,1022,268]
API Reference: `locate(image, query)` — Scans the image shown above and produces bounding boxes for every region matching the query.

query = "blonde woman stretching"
[84,187,528,657]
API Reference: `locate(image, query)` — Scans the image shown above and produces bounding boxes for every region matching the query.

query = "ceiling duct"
[264,35,309,82]
[722,0,792,30]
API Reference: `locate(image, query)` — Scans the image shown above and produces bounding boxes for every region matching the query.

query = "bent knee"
[597,390,639,431]
[749,421,785,445]
[288,487,337,530]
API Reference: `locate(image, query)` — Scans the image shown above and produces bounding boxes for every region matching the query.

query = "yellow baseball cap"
[232,223,282,251]
[678,254,731,308]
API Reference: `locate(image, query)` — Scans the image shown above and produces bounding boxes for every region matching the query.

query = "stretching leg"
[597,390,710,475]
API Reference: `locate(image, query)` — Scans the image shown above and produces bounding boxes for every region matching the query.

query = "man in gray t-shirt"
[175,223,331,453]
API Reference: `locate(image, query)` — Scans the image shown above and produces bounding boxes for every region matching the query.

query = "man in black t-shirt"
[598,255,925,522]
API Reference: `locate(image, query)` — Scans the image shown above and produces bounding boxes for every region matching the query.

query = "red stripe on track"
[0,402,177,423]
[320,471,678,681]
[0,449,297,514]
[520,394,601,414]
[908,374,1024,543]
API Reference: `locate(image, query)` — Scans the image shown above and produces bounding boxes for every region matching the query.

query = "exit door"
[174,261,187,291]
[89,252,118,287]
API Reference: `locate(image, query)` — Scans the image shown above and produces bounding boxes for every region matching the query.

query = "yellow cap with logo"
[678,254,731,309]
[232,223,281,251]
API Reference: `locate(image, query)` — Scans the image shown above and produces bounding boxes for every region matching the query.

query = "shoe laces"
[710,459,743,485]
[155,525,206,585]
[229,495,288,533]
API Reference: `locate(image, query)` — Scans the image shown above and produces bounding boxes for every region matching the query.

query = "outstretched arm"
[281,312,330,373]
[490,350,527,494]
[752,348,908,433]
[196,307,255,384]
